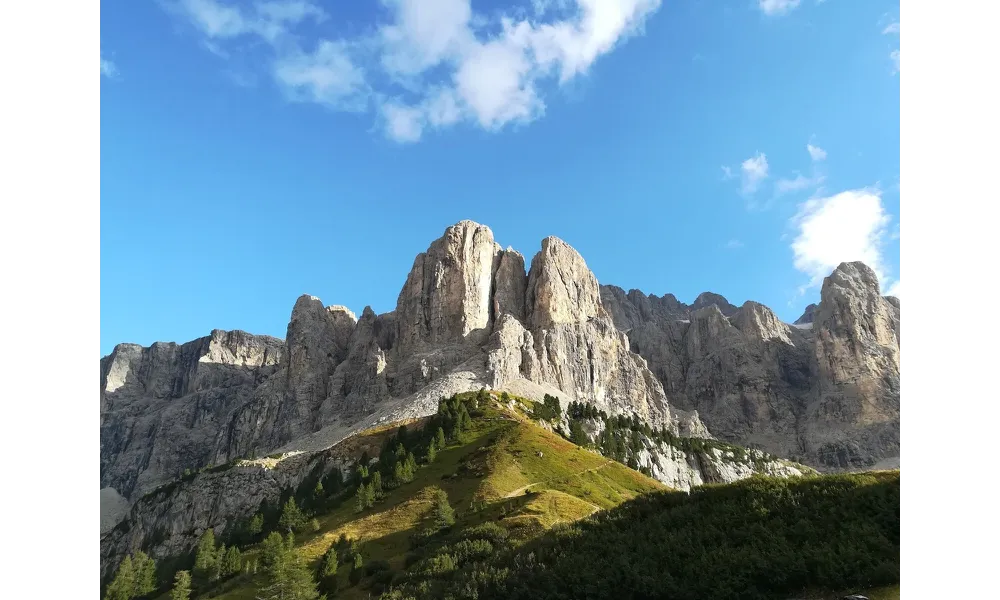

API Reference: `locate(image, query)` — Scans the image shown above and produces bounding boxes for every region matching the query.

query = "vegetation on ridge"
[102,390,898,600]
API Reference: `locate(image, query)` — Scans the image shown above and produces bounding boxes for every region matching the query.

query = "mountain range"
[100,220,900,532]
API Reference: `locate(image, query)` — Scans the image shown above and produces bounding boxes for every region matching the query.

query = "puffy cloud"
[741,152,769,194]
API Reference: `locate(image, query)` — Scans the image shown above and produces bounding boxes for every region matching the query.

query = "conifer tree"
[222,546,243,578]
[426,439,437,463]
[132,550,157,597]
[170,570,192,600]
[433,488,456,530]
[193,528,218,585]
[435,427,447,450]
[248,512,264,538]
[355,484,366,513]
[279,497,307,532]
[257,531,320,600]
[104,555,134,600]
[261,532,287,571]
[371,470,384,500]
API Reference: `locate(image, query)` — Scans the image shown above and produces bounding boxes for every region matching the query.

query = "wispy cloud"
[890,49,900,75]
[721,165,734,180]
[725,239,744,250]
[790,188,895,293]
[101,57,119,78]
[776,173,824,195]
[165,0,665,143]
[806,142,826,161]
[882,16,900,74]
[884,280,900,297]
[758,0,801,17]
[882,21,900,35]
[741,152,769,195]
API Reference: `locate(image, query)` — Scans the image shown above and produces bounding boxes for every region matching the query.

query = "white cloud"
[167,0,664,143]
[725,239,744,250]
[882,21,900,35]
[174,0,326,42]
[775,173,824,195]
[758,0,801,17]
[890,49,900,75]
[272,41,368,110]
[721,165,734,180]
[807,143,826,161]
[741,152,769,194]
[101,56,118,78]
[790,188,893,291]
[884,280,900,297]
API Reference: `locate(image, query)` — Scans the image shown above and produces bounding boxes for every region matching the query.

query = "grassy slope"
[207,394,663,600]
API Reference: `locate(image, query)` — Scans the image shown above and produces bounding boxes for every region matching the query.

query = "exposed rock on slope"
[600,261,900,470]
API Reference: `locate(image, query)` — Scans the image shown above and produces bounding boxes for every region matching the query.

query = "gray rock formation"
[100,221,696,516]
[794,303,817,325]
[600,261,900,470]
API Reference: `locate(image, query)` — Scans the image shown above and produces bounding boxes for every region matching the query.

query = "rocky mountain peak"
[794,303,817,325]
[732,301,792,344]
[395,220,502,352]
[526,236,603,328]
[691,291,739,316]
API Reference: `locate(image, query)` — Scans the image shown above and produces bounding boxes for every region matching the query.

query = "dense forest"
[380,471,900,600]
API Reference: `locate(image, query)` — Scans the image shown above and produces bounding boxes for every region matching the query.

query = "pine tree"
[261,532,287,571]
[435,427,447,450]
[371,471,384,500]
[257,532,320,600]
[170,570,192,600]
[248,512,264,538]
[393,461,406,486]
[355,484,366,513]
[432,488,456,530]
[365,482,376,508]
[212,544,226,582]
[222,546,243,578]
[132,550,156,597]
[426,439,437,463]
[318,544,339,596]
[313,481,325,503]
[104,555,134,600]
[193,528,218,585]
[279,497,307,533]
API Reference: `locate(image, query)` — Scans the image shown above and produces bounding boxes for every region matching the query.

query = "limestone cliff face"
[600,261,900,470]
[100,221,689,513]
[100,330,285,499]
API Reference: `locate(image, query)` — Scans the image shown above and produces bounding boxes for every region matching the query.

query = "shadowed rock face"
[100,223,898,517]
[600,261,900,470]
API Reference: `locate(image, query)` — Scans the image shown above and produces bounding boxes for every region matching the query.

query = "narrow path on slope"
[502,460,614,499]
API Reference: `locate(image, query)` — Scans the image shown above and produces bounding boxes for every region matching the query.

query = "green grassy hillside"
[105,391,898,600]
[172,392,663,600]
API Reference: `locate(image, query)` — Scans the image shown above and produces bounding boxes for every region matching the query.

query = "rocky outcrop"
[794,303,817,325]
[599,261,900,471]
[572,416,810,492]
[100,330,285,500]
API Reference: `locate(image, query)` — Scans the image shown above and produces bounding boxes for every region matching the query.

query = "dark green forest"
[380,471,899,600]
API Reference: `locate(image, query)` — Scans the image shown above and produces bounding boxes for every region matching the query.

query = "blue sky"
[100,0,900,356]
